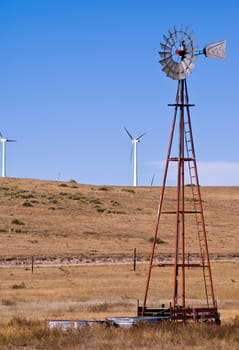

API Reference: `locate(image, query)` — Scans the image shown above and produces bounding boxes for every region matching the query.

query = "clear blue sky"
[0,0,238,186]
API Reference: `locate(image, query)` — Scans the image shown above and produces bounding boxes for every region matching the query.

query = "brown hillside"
[0,178,238,262]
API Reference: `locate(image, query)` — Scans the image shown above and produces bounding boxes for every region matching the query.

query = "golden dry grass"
[0,177,238,260]
[0,317,237,350]
[0,262,238,324]
[0,178,238,325]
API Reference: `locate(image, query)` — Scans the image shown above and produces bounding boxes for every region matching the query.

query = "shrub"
[2,299,16,306]
[11,219,25,225]
[107,210,126,215]
[69,179,77,183]
[148,236,165,244]
[97,208,106,213]
[22,201,33,207]
[89,198,102,205]
[110,200,120,206]
[122,188,135,193]
[12,282,26,289]
[98,187,109,191]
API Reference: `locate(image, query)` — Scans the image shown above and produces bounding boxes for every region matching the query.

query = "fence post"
[133,248,137,271]
[32,256,34,274]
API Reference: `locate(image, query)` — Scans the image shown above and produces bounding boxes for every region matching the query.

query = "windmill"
[138,26,226,324]
[124,127,146,186]
[0,133,16,177]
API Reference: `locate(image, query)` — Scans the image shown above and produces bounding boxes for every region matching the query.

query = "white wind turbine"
[124,126,146,186]
[0,133,16,177]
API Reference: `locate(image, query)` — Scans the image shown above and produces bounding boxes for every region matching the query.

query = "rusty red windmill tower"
[138,26,226,323]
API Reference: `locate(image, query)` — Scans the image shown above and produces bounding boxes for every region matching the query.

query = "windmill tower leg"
[140,79,220,324]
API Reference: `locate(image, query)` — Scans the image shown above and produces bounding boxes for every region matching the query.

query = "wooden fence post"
[32,256,34,274]
[133,248,137,271]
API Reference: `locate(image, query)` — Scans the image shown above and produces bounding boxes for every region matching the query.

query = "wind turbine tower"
[124,127,146,186]
[0,133,16,177]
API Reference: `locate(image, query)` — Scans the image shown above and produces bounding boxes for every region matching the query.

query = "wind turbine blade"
[6,139,16,142]
[124,126,133,140]
[151,175,155,186]
[136,132,146,141]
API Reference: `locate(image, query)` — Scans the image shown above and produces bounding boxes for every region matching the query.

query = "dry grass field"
[0,177,238,349]
[0,177,238,260]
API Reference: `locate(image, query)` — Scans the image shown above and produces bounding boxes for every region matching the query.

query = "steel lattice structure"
[138,26,226,324]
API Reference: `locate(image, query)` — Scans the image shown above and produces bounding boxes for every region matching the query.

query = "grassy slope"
[0,177,238,261]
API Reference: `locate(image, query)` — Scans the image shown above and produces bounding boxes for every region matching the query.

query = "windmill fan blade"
[160,43,171,51]
[203,40,226,60]
[159,56,173,67]
[162,65,173,76]
[163,59,175,75]
[186,47,198,54]
[173,31,179,42]
[159,51,171,59]
[165,63,185,80]
[181,63,191,75]
[163,34,169,44]
[181,58,194,70]
[168,29,173,38]
[124,126,133,140]
[185,53,197,61]
[163,34,174,46]
[7,139,16,142]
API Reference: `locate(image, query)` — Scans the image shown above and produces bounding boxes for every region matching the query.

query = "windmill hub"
[175,49,185,57]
